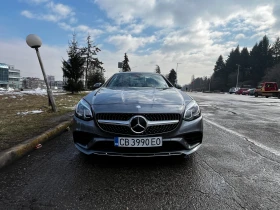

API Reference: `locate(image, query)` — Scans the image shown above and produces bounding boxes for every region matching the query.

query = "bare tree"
[155,65,161,74]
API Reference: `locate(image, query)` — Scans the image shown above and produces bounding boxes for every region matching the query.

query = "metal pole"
[209,77,211,92]
[35,48,57,112]
[175,63,181,85]
[236,64,240,88]
[175,63,178,85]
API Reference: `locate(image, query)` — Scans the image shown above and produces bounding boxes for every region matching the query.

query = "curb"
[0,120,73,169]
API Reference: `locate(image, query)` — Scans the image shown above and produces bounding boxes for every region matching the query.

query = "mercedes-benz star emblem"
[130,116,147,134]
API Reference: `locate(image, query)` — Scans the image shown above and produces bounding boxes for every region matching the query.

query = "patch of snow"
[0,88,66,96]
[17,110,43,115]
[21,88,47,95]
[0,91,23,96]
[64,106,76,110]
[53,93,67,95]
[10,96,16,98]
[31,110,44,114]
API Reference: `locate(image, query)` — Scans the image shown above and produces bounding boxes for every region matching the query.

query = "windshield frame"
[103,72,173,89]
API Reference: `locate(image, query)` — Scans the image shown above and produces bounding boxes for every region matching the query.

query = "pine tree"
[211,55,227,90]
[82,35,104,89]
[271,37,280,65]
[87,67,106,89]
[155,65,161,74]
[225,46,241,88]
[214,55,225,72]
[62,34,85,94]
[262,63,280,85]
[167,69,177,86]
[239,47,251,82]
[122,53,131,72]
[250,36,273,85]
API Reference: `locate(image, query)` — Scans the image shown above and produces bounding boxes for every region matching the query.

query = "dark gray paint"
[84,87,191,105]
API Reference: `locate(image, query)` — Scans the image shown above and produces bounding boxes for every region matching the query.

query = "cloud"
[235,33,246,40]
[21,10,34,19]
[243,5,276,32]
[58,22,74,31]
[23,0,49,4]
[0,37,235,85]
[69,17,77,24]
[94,0,274,28]
[0,39,67,81]
[16,0,280,85]
[127,24,146,34]
[107,34,156,52]
[97,46,236,85]
[94,0,156,25]
[21,1,103,40]
[75,25,104,37]
[21,1,75,23]
[161,19,214,52]
[104,24,119,33]
[210,31,230,40]
[46,1,74,19]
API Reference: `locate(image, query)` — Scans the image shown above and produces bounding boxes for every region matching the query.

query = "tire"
[266,96,269,98]
[254,92,258,97]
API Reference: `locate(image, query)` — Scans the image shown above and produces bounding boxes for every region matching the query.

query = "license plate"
[114,137,162,147]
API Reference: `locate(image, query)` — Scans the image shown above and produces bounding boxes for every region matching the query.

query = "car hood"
[88,88,185,105]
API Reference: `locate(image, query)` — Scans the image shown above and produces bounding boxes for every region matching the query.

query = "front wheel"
[254,92,258,97]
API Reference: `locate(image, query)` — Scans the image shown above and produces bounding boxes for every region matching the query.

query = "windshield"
[106,73,171,88]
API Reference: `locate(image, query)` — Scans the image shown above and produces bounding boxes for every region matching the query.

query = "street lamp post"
[236,64,240,88]
[175,63,181,85]
[26,34,57,112]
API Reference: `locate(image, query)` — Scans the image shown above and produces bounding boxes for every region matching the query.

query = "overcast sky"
[1,0,280,84]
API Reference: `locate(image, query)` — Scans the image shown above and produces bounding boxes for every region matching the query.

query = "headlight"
[75,99,93,121]
[183,100,201,121]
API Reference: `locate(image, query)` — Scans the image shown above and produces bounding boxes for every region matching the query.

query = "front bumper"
[75,143,201,157]
[72,115,203,157]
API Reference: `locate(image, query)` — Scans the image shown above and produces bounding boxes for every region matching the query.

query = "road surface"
[0,92,279,209]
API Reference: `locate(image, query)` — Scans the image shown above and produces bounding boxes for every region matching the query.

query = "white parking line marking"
[204,118,280,157]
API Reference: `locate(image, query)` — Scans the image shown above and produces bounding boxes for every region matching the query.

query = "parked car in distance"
[229,87,239,94]
[235,88,249,95]
[248,88,256,96]
[242,89,249,95]
[242,88,255,95]
[254,82,280,98]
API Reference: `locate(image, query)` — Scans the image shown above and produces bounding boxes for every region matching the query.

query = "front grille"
[96,113,180,121]
[96,113,181,135]
[145,124,178,134]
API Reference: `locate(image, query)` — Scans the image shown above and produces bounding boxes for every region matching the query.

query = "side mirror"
[175,84,182,89]
[94,83,102,88]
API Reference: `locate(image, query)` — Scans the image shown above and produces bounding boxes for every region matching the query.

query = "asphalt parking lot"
[0,92,279,210]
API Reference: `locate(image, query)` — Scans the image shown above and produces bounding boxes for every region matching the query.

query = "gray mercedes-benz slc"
[73,72,203,157]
